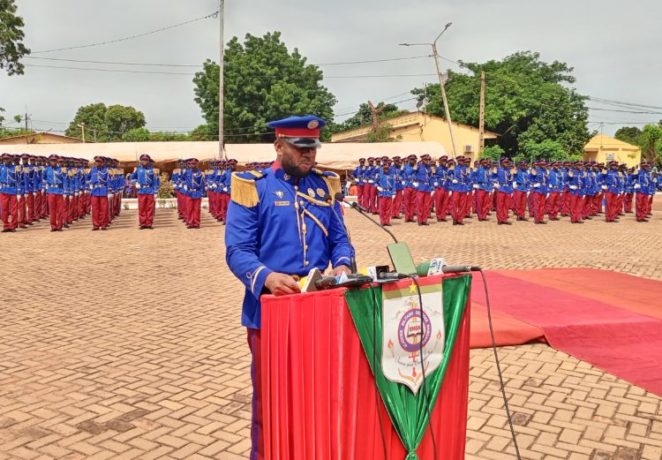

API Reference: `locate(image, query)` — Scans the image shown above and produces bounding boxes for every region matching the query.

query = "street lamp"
[400,22,457,157]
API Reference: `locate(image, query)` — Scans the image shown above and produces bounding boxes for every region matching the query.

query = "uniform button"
[304,261,309,266]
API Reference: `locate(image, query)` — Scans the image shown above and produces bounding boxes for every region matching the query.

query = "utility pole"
[368,101,385,131]
[78,123,86,143]
[218,0,226,159]
[478,71,486,158]
[401,22,457,157]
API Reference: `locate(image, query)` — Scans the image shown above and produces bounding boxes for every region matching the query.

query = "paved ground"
[0,205,661,459]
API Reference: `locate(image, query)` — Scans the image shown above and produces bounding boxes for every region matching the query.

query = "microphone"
[377,271,410,280]
[335,192,398,244]
[441,265,481,273]
[314,275,338,290]
[325,193,357,272]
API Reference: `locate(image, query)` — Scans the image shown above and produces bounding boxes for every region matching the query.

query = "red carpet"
[469,269,662,396]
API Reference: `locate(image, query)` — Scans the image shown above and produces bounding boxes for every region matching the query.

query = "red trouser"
[26,193,35,223]
[47,194,64,230]
[635,193,648,221]
[496,191,510,223]
[648,195,654,215]
[17,195,27,226]
[178,191,187,219]
[604,192,618,222]
[0,193,18,230]
[433,188,450,221]
[475,189,491,220]
[187,197,201,227]
[138,194,155,227]
[546,192,560,219]
[366,185,378,213]
[531,192,546,223]
[356,184,365,209]
[451,191,468,223]
[219,193,230,221]
[569,194,583,222]
[392,189,403,218]
[403,187,416,222]
[624,193,633,213]
[416,191,432,224]
[91,195,109,229]
[34,192,42,221]
[512,190,527,218]
[247,329,264,460]
[378,196,392,225]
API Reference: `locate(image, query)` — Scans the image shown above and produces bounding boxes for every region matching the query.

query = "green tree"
[0,0,30,75]
[121,127,151,142]
[640,124,662,165]
[66,103,146,141]
[480,145,505,161]
[614,126,642,146]
[332,102,405,133]
[193,31,336,143]
[412,51,591,159]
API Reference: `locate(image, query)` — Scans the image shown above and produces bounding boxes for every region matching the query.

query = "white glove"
[634,184,641,189]
[135,183,141,189]
[107,193,113,198]
[494,184,500,189]
[183,185,188,191]
[401,181,406,185]
[472,184,479,189]
[377,186,384,192]
[434,182,439,187]
[368,180,375,184]
[513,183,518,189]
[534,183,541,187]
[452,180,458,184]
[570,185,578,190]
[601,185,607,190]
[223,187,228,192]
[413,182,420,188]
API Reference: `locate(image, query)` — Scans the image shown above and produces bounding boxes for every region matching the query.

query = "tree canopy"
[65,103,146,142]
[193,31,336,143]
[412,51,591,160]
[0,0,29,75]
[615,123,662,165]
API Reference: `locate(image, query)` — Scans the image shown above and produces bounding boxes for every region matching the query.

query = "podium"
[259,274,471,459]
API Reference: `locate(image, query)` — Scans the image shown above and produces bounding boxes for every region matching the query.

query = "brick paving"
[0,205,660,459]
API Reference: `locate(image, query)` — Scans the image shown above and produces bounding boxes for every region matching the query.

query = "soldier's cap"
[359,157,366,161]
[367,157,375,161]
[439,155,448,160]
[188,158,199,164]
[20,153,30,159]
[94,156,103,162]
[381,155,389,161]
[456,155,465,160]
[267,115,325,148]
[408,154,417,159]
[140,154,151,161]
[1,153,12,159]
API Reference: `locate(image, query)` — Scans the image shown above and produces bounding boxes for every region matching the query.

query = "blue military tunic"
[225,164,354,329]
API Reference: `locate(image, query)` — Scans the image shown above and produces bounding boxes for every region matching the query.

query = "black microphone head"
[334,192,345,202]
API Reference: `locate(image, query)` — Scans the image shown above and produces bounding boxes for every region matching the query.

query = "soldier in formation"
[348,156,658,226]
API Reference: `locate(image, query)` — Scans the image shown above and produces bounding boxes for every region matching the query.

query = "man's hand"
[332,265,352,277]
[264,272,301,296]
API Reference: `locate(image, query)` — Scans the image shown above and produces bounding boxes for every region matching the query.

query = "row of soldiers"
[171,158,238,228]
[0,153,124,232]
[350,155,659,226]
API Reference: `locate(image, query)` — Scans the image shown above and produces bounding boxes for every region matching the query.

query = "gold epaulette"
[230,172,260,207]
[313,169,341,202]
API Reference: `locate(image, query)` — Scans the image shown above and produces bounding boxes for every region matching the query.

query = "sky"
[1,0,661,137]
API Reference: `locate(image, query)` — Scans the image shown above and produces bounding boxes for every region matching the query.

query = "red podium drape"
[260,281,470,459]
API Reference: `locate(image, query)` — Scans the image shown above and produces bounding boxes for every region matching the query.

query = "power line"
[25,64,194,76]
[588,107,662,115]
[31,10,219,54]
[588,97,662,111]
[24,54,459,69]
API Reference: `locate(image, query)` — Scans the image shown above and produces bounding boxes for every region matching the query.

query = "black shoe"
[92,227,99,231]
[498,221,512,225]
[536,221,547,224]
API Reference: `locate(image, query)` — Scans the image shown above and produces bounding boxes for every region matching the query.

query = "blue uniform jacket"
[0,164,20,195]
[88,167,109,197]
[496,167,513,194]
[225,166,354,329]
[185,169,206,199]
[131,166,159,194]
[414,164,432,192]
[376,171,396,197]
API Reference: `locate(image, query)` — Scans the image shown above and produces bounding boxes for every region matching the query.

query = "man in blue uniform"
[414,154,433,225]
[376,157,396,226]
[130,154,159,229]
[0,154,20,232]
[184,158,205,229]
[225,115,353,459]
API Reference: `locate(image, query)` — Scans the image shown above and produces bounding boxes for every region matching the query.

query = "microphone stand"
[348,201,399,244]
[327,194,357,272]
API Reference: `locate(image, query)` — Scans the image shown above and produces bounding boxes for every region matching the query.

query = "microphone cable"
[408,275,438,460]
[477,268,522,460]
[369,287,389,459]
